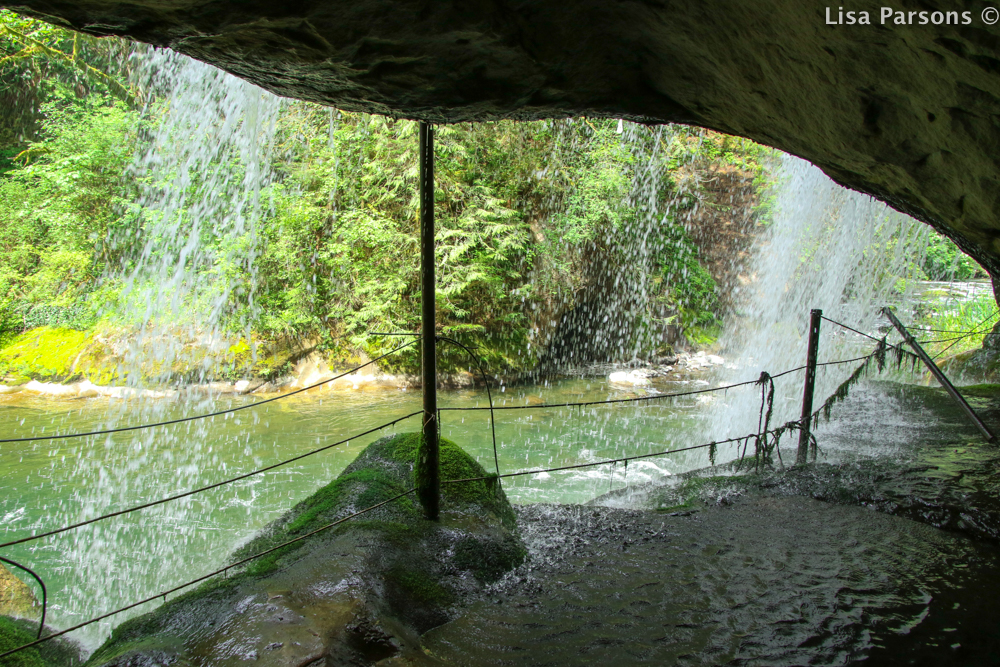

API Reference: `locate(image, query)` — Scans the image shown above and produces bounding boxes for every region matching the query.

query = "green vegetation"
[922,231,987,281]
[2,10,990,381]
[912,289,999,359]
[0,326,111,384]
[0,11,778,378]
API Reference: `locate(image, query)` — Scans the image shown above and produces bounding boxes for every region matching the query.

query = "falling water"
[497,122,934,485]
[109,47,283,387]
[703,154,931,448]
[552,127,934,470]
[5,49,285,648]
[540,122,708,366]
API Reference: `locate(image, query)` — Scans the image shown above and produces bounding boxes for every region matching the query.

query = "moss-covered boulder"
[0,327,116,386]
[86,433,524,666]
[938,347,1000,385]
[0,616,86,667]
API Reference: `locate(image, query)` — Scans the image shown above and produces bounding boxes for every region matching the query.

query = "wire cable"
[436,335,500,478]
[443,431,767,484]
[0,411,420,550]
[440,376,762,412]
[437,356,868,414]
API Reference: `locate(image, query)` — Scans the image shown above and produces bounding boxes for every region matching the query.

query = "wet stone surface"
[423,498,1000,666]
[605,382,1000,544]
[422,383,1000,665]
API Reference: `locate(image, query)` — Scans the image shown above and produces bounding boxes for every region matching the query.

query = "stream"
[4,343,1000,664]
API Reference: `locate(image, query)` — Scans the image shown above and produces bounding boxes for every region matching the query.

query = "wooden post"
[883,307,995,442]
[797,308,822,464]
[418,122,439,520]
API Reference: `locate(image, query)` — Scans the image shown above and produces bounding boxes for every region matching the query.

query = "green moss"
[223,433,517,584]
[413,433,437,517]
[388,567,453,606]
[0,616,47,667]
[88,433,524,665]
[957,384,1000,398]
[392,432,516,528]
[347,520,419,546]
[652,474,745,511]
[453,535,526,583]
[286,468,412,534]
[0,327,103,383]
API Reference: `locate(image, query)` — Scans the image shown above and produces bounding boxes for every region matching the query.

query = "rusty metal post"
[797,308,822,464]
[418,122,439,519]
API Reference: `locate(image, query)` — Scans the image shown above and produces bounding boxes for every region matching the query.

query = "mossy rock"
[0,326,116,385]
[0,326,300,387]
[87,433,524,667]
[938,347,1000,385]
[0,564,38,618]
[0,616,85,667]
[956,383,1000,398]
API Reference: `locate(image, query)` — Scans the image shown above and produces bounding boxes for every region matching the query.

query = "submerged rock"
[86,433,524,666]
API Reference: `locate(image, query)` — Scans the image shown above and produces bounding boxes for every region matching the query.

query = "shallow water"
[603,381,1000,542]
[425,497,1000,666]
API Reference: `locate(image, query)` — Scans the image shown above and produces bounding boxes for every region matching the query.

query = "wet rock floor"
[423,498,1000,666]
[422,383,1000,666]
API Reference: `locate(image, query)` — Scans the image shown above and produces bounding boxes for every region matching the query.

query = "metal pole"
[418,122,439,520]
[882,307,995,442]
[797,308,822,464]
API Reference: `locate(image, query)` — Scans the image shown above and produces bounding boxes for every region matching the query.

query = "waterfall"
[703,154,931,449]
[1,72,942,654]
[540,122,708,367]
[109,47,284,387]
[22,48,285,649]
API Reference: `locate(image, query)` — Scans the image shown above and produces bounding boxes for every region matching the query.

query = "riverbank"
[0,324,729,400]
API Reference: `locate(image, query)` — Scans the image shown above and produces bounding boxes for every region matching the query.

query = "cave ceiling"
[5,0,1000,273]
